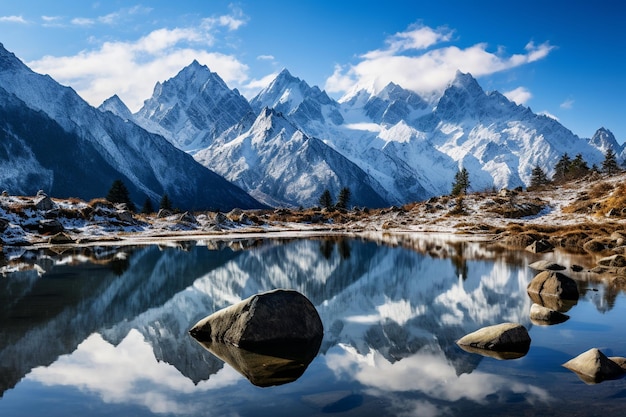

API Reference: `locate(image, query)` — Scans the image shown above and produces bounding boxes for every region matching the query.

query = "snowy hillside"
[194,108,388,208]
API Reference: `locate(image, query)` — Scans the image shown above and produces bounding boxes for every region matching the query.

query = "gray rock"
[157,209,172,218]
[48,232,74,244]
[598,254,626,268]
[38,219,64,234]
[177,211,197,224]
[456,322,531,354]
[562,348,625,384]
[189,289,323,351]
[529,260,566,271]
[529,303,569,325]
[34,195,54,211]
[116,210,134,223]
[527,271,579,301]
[526,240,554,253]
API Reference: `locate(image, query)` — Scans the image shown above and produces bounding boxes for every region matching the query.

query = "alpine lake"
[1,233,625,417]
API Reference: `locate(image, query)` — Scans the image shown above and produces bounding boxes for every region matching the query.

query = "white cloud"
[71,17,95,26]
[0,15,28,24]
[240,72,278,98]
[28,13,250,112]
[560,98,574,109]
[70,6,153,27]
[539,111,559,121]
[503,86,532,105]
[326,23,555,99]
[257,54,275,61]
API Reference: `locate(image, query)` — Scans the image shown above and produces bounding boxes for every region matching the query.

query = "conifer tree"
[451,167,470,196]
[141,198,154,214]
[602,148,621,175]
[106,179,136,212]
[529,165,550,189]
[553,153,571,182]
[570,153,590,179]
[159,193,172,211]
[335,187,351,209]
[319,189,333,209]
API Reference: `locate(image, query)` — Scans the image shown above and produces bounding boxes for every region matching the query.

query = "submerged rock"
[190,289,323,350]
[189,289,323,387]
[529,303,569,325]
[562,348,625,384]
[529,260,566,271]
[527,271,579,301]
[456,323,531,359]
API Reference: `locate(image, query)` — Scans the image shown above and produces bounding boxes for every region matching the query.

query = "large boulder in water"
[456,323,531,359]
[189,289,323,387]
[189,289,323,351]
[527,271,579,311]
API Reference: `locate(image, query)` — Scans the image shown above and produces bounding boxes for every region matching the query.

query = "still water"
[1,236,625,416]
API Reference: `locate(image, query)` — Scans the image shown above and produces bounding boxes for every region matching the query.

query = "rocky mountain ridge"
[131,62,624,208]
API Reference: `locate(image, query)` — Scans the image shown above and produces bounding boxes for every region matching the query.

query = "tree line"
[105,179,172,214]
[451,148,623,195]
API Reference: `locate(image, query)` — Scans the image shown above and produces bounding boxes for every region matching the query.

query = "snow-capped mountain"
[589,127,623,155]
[98,94,133,121]
[194,107,388,207]
[249,68,344,135]
[132,62,622,207]
[3,40,622,209]
[135,60,253,153]
[0,43,263,211]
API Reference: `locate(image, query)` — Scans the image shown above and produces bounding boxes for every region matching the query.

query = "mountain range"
[1,42,623,209]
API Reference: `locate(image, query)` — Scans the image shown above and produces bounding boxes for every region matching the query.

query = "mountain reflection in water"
[1,236,626,416]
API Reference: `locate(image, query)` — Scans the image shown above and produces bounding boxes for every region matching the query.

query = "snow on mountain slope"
[194,108,388,208]
[0,43,262,211]
[135,60,252,153]
[98,94,133,121]
[589,127,623,155]
[428,71,606,189]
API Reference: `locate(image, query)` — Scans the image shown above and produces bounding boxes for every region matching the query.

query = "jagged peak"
[0,42,29,72]
[98,94,133,118]
[449,70,482,92]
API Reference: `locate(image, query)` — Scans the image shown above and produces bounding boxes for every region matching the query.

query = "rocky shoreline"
[1,173,625,273]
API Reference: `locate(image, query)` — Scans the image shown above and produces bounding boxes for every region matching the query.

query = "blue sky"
[1,0,624,142]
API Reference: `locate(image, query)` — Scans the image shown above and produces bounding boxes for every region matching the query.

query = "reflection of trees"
[319,238,351,260]
[450,242,468,280]
[320,240,334,259]
[338,239,351,260]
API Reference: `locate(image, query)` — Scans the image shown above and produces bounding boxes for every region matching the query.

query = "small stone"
[529,260,566,271]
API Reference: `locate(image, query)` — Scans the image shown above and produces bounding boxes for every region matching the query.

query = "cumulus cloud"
[503,86,532,105]
[0,15,28,24]
[28,11,250,112]
[326,23,554,100]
